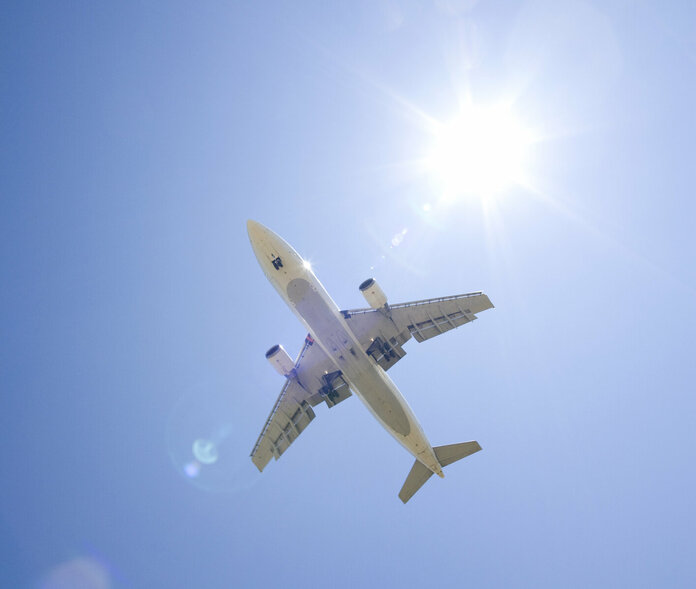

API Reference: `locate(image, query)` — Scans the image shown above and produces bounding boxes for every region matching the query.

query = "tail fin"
[398,441,481,504]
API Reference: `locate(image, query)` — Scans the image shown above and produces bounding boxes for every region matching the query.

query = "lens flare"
[192,438,219,464]
[166,389,257,493]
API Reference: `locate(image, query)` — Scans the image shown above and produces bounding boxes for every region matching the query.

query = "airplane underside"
[246,220,493,502]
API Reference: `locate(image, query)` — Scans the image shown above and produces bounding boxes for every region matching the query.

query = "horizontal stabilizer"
[433,441,481,467]
[398,460,434,504]
[399,441,481,504]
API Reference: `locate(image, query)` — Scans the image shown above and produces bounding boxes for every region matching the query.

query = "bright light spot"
[426,104,533,198]
[302,259,312,271]
[391,228,408,247]
[184,461,201,478]
[422,203,431,212]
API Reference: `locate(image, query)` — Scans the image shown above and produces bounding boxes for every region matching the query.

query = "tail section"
[398,441,481,504]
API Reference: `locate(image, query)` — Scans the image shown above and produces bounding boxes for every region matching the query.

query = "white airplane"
[247,220,494,502]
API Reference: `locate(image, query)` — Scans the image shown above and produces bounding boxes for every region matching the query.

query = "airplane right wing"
[341,292,494,370]
[250,336,352,472]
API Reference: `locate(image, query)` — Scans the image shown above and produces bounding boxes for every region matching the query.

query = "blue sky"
[2,1,695,587]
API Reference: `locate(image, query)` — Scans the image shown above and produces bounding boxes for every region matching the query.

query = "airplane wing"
[250,336,352,471]
[341,292,494,370]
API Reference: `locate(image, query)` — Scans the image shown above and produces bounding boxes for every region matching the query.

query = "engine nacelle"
[359,278,388,309]
[265,344,294,377]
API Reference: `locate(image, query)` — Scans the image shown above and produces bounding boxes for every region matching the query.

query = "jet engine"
[359,278,388,309]
[265,344,295,377]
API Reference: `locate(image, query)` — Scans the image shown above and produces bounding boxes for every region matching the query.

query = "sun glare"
[426,104,532,199]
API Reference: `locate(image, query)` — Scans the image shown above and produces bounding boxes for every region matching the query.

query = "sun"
[425,103,533,199]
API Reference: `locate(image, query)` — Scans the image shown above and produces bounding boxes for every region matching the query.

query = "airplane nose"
[247,220,268,245]
[247,219,261,236]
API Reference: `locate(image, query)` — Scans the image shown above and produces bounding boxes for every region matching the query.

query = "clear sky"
[2,1,695,587]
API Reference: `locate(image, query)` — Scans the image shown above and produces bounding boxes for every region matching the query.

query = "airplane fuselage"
[247,220,444,477]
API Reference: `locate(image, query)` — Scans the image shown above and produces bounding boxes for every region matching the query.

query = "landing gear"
[368,338,397,360]
[319,371,351,407]
[365,336,405,370]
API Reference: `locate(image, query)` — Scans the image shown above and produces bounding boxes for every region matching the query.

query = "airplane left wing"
[389,292,493,343]
[341,292,494,370]
[250,336,351,472]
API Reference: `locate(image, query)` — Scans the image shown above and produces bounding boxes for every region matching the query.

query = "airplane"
[247,220,494,502]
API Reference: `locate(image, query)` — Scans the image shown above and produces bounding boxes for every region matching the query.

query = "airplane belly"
[286,277,411,437]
